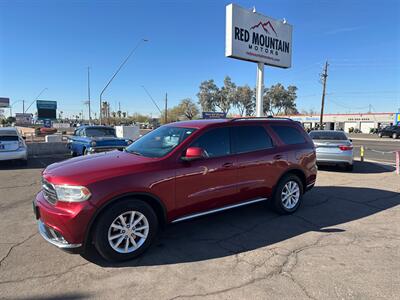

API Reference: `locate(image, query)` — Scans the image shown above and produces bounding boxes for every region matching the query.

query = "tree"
[178,98,199,120]
[217,76,236,114]
[197,79,219,112]
[234,85,254,116]
[263,84,298,115]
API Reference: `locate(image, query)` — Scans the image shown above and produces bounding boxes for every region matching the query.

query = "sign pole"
[256,62,264,117]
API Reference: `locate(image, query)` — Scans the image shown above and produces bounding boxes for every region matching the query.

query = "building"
[285,112,398,133]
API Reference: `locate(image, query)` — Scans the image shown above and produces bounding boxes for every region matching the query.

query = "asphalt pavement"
[349,135,399,164]
[0,156,399,299]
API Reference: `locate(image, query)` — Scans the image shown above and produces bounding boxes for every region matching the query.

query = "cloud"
[325,26,365,35]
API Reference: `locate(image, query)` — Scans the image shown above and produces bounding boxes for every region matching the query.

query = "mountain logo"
[250,20,278,37]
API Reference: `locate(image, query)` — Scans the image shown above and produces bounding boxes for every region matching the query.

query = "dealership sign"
[226,4,293,68]
[0,97,10,108]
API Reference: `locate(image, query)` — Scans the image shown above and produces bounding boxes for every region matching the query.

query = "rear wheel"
[94,200,158,262]
[271,174,303,214]
[378,132,383,138]
[393,133,398,139]
[71,150,77,157]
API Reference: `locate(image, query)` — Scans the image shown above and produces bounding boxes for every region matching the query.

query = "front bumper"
[34,191,96,252]
[0,148,27,161]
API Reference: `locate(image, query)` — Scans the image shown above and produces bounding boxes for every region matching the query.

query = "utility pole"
[319,61,329,129]
[87,67,92,124]
[164,93,168,124]
[22,100,25,115]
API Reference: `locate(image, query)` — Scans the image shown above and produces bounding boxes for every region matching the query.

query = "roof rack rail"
[229,116,294,122]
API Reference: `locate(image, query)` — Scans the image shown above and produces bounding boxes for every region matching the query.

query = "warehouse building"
[285,112,399,133]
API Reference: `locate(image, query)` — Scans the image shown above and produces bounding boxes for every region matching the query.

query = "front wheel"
[94,200,158,262]
[378,132,383,138]
[393,133,398,139]
[271,174,303,214]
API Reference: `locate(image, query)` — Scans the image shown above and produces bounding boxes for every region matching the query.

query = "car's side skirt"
[171,197,268,223]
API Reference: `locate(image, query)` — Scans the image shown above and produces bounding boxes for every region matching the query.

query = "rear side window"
[271,125,306,145]
[231,126,273,154]
[191,127,230,158]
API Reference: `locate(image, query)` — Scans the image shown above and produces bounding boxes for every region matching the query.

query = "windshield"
[309,131,348,140]
[85,127,116,137]
[126,126,196,158]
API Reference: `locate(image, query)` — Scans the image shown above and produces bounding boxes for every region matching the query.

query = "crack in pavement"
[0,181,39,190]
[0,232,38,268]
[0,262,90,285]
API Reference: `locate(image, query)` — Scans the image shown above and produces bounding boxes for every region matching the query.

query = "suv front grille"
[42,179,58,205]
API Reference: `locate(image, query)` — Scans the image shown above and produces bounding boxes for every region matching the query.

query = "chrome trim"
[38,220,82,249]
[171,197,268,223]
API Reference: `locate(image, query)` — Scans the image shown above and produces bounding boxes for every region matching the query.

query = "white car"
[0,127,28,164]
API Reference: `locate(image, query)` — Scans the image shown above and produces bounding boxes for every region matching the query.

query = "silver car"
[309,130,353,171]
[0,127,28,164]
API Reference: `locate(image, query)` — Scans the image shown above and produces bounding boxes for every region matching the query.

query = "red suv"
[34,118,317,261]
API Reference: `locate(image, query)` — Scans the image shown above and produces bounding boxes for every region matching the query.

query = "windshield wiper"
[125,149,144,156]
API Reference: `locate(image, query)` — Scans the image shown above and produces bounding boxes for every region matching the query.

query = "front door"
[174,127,238,217]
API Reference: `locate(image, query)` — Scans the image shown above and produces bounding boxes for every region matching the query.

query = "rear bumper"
[316,152,353,164]
[0,148,27,161]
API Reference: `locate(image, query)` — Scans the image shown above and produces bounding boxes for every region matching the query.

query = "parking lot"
[0,156,399,299]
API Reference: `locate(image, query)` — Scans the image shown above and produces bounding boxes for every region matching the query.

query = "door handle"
[273,154,283,160]
[222,162,234,168]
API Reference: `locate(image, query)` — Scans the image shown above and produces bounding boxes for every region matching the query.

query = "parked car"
[34,118,317,261]
[309,130,353,171]
[0,127,28,165]
[378,125,400,139]
[67,125,132,156]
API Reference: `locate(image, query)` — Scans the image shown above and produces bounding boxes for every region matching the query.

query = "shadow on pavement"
[15,293,90,300]
[83,185,400,268]
[318,160,395,174]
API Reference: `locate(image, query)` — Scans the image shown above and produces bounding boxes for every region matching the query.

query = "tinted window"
[309,131,347,141]
[272,125,306,145]
[191,127,230,158]
[0,135,18,141]
[232,126,273,154]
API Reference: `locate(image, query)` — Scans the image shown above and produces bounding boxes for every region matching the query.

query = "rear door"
[231,125,282,201]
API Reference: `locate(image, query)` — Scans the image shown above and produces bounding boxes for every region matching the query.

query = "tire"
[271,174,303,214]
[345,163,354,172]
[71,150,77,157]
[93,199,158,262]
[378,133,382,138]
[393,133,398,139]
[83,148,89,155]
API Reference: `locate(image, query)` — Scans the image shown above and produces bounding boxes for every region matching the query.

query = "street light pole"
[87,67,92,124]
[99,38,148,125]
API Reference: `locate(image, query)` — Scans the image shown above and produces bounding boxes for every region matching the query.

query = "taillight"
[338,145,353,151]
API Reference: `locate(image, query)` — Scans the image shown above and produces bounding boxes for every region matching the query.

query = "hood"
[43,150,155,185]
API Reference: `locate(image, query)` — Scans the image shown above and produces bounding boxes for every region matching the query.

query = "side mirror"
[182,147,205,161]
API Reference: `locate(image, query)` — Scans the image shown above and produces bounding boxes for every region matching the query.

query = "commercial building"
[285,112,399,133]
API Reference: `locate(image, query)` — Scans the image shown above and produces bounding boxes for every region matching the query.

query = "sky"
[0,0,399,119]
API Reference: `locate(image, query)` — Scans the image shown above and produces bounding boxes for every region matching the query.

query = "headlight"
[54,185,91,202]
[90,141,97,147]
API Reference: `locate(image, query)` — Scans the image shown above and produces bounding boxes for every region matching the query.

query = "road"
[350,137,399,164]
[0,157,399,299]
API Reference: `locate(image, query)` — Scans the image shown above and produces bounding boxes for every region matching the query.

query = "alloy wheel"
[281,181,300,209]
[107,211,149,254]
